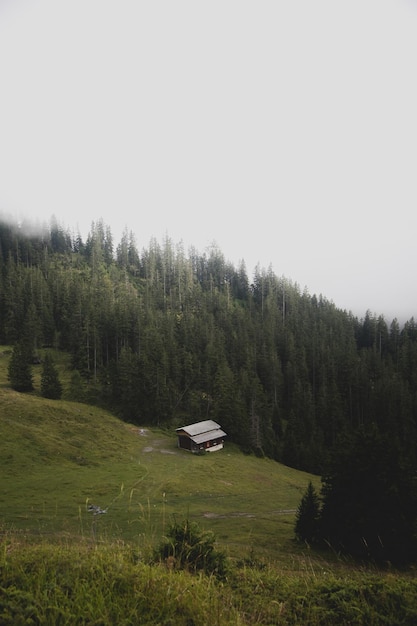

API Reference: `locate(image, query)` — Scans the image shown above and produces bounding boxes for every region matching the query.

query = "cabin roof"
[175,419,224,437]
[175,420,220,437]
[190,428,227,444]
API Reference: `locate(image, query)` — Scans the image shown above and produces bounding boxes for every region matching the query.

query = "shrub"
[153,517,228,578]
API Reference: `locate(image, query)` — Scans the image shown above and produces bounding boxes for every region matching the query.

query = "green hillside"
[3,350,417,624]
[0,346,318,562]
[1,216,417,481]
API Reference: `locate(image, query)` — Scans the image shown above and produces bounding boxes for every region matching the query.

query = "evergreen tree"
[111,346,142,422]
[69,369,86,403]
[319,425,417,564]
[40,352,63,399]
[7,342,34,392]
[212,358,247,445]
[3,217,417,474]
[295,481,321,544]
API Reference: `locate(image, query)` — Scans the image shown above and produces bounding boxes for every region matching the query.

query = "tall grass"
[0,536,238,625]
[1,534,417,625]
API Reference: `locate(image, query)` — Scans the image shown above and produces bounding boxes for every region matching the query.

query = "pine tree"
[69,369,86,403]
[319,425,417,564]
[7,342,34,392]
[295,481,321,544]
[40,352,63,399]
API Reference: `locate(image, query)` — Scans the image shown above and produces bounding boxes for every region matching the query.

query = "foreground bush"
[153,517,228,579]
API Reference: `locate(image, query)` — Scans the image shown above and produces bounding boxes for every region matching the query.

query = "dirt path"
[202,509,296,519]
[129,427,179,455]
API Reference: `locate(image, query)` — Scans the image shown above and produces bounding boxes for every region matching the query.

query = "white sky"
[1,0,416,322]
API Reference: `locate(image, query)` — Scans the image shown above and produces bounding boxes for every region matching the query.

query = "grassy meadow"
[0,345,319,560]
[1,346,417,624]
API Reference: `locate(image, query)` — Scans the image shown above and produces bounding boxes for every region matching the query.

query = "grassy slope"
[0,346,319,563]
[2,348,417,624]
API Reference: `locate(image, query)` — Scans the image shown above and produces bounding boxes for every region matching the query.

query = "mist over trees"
[1,215,417,474]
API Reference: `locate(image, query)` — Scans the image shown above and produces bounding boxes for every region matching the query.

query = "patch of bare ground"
[141,435,179,454]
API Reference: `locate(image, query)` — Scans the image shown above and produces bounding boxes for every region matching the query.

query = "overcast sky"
[1,0,416,322]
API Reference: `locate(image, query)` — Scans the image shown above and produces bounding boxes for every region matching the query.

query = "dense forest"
[1,215,417,474]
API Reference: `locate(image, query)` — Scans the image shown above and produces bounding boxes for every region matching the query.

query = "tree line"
[1,215,417,474]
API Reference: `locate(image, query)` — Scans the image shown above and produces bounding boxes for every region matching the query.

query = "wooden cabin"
[175,420,227,453]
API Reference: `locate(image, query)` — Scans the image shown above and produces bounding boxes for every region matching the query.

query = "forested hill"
[1,216,416,473]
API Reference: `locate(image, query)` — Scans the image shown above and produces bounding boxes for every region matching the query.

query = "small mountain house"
[175,420,227,453]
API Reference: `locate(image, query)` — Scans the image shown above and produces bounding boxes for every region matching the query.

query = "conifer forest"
[1,216,417,475]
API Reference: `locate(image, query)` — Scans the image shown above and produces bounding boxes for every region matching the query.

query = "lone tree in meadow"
[295,481,321,544]
[40,352,63,400]
[8,341,34,392]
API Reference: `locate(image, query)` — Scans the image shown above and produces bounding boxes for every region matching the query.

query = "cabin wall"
[178,433,225,453]
[206,442,224,452]
[177,435,192,450]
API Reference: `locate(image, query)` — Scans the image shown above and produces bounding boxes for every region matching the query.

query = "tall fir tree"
[319,425,417,564]
[40,352,63,399]
[294,481,321,544]
[8,342,34,392]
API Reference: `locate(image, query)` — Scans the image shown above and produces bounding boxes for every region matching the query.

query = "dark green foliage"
[295,481,321,544]
[153,517,228,578]
[318,425,417,564]
[68,369,86,402]
[7,342,33,392]
[1,213,417,473]
[40,352,63,399]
